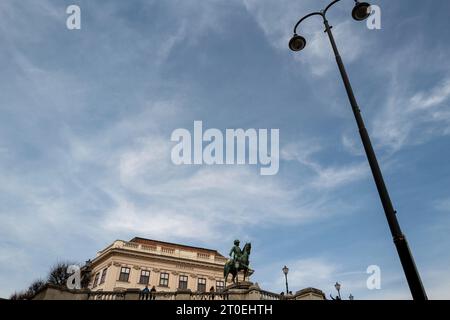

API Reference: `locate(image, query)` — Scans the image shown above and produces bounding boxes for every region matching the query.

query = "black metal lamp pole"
[289,0,427,300]
[282,266,289,294]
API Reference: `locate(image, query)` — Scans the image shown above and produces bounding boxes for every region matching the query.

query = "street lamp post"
[334,282,342,300]
[289,0,427,300]
[330,282,354,300]
[282,265,289,294]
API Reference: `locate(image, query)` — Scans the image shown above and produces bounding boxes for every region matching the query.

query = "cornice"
[91,248,224,272]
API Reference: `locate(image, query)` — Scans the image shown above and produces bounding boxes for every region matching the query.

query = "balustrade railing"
[88,291,125,300]
[259,290,281,300]
[190,292,228,300]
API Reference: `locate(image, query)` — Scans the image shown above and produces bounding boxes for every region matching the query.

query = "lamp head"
[352,1,371,21]
[334,282,341,291]
[282,265,289,275]
[289,34,306,52]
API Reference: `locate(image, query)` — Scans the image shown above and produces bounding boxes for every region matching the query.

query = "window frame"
[178,275,188,290]
[216,280,225,292]
[93,272,100,288]
[139,270,151,285]
[118,267,131,282]
[99,268,107,284]
[159,272,169,287]
[197,278,206,292]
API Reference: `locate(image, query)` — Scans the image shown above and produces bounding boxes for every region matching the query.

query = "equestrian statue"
[224,239,254,284]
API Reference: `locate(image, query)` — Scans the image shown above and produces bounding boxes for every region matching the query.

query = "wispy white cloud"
[371,41,450,152]
[410,79,450,111]
[281,142,369,189]
[102,136,335,241]
[311,162,368,189]
[342,133,365,156]
[242,0,310,50]
[372,76,450,151]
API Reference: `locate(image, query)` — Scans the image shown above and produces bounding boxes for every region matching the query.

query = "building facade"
[89,237,231,293]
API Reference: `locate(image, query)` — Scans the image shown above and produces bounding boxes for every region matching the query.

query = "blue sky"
[1,0,450,299]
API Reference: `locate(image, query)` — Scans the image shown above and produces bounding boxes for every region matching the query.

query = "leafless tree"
[47,261,74,286]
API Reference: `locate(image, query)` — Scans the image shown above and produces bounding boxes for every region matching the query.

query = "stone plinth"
[224,281,257,300]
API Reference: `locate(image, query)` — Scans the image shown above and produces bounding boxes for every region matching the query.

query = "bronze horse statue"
[224,242,253,284]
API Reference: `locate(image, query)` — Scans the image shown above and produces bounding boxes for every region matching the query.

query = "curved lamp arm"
[323,0,343,17]
[293,12,323,34]
[293,0,358,34]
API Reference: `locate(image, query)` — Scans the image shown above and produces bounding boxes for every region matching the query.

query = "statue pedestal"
[224,282,261,300]
[225,281,253,290]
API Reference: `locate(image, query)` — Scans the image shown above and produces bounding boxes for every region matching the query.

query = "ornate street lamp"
[289,0,427,300]
[334,281,342,300]
[282,265,289,294]
[334,281,342,299]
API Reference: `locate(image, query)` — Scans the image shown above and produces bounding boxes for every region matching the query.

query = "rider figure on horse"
[229,239,241,264]
[229,239,249,269]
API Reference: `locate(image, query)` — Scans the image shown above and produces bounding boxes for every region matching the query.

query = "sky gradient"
[1,0,450,299]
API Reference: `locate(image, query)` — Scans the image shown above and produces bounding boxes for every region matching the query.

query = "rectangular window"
[93,272,100,288]
[159,272,169,287]
[99,268,107,284]
[197,278,206,292]
[139,270,150,284]
[178,275,188,290]
[216,280,225,292]
[119,267,130,282]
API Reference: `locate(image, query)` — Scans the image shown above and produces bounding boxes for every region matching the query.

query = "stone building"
[89,237,230,293]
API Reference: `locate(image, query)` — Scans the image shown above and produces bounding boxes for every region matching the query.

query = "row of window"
[118,267,224,292]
